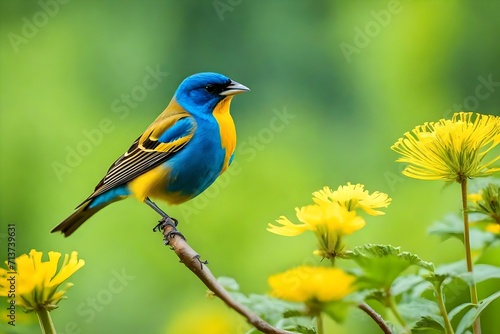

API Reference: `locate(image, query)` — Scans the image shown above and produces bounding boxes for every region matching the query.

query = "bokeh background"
[1,1,500,333]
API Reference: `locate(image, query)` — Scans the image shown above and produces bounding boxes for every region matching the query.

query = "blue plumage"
[52,72,249,236]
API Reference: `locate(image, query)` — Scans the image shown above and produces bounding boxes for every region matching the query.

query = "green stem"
[460,178,481,334]
[36,308,56,334]
[436,283,454,334]
[388,295,411,334]
[316,313,324,334]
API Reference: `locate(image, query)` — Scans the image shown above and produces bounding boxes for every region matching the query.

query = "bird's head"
[174,72,249,115]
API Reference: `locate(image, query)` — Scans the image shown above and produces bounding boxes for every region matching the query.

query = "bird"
[52,72,249,237]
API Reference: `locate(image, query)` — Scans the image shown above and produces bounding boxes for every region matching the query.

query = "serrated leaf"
[412,315,445,333]
[398,298,441,328]
[292,325,316,334]
[345,244,434,291]
[425,273,451,286]
[361,289,387,304]
[455,290,500,334]
[275,317,315,333]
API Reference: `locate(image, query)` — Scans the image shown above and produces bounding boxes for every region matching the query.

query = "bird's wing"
[83,111,197,203]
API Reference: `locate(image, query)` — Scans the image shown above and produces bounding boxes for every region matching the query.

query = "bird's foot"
[163,229,185,246]
[152,216,178,232]
[194,254,208,270]
[152,216,186,246]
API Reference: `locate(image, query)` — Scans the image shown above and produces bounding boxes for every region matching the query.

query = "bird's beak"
[219,80,250,96]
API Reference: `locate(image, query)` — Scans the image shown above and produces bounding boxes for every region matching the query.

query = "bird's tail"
[51,201,105,237]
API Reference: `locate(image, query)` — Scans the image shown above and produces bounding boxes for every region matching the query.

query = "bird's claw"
[152,216,178,232]
[194,254,208,269]
[163,230,186,246]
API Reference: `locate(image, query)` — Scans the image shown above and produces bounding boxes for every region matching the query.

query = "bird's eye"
[205,84,216,94]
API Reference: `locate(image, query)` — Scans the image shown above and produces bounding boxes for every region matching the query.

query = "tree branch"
[358,302,392,334]
[161,224,293,334]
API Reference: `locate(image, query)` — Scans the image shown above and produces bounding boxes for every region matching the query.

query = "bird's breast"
[129,97,237,204]
[212,96,236,173]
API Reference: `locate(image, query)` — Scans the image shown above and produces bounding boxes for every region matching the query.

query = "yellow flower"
[269,184,390,258]
[468,193,483,204]
[268,201,365,257]
[486,223,500,234]
[270,202,365,236]
[391,112,500,182]
[268,266,355,303]
[0,249,85,311]
[313,183,392,215]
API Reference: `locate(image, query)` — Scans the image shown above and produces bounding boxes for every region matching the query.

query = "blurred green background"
[1,0,500,333]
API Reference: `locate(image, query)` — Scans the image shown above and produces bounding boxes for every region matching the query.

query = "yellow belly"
[127,165,190,204]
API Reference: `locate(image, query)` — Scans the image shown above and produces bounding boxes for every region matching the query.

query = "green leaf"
[412,316,445,333]
[283,310,306,318]
[432,262,500,286]
[217,276,240,291]
[391,274,428,296]
[461,264,500,284]
[344,289,377,304]
[435,260,467,276]
[345,244,434,291]
[448,302,474,322]
[428,214,496,250]
[398,298,442,329]
[293,325,316,334]
[468,176,500,193]
[276,318,315,333]
[242,294,303,323]
[323,300,353,323]
[428,214,464,240]
[455,290,500,334]
[361,289,387,304]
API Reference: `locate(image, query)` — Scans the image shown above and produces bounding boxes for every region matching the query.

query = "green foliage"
[221,276,315,333]
[322,300,353,323]
[428,214,497,249]
[413,316,446,333]
[345,244,434,292]
[455,290,500,334]
[399,298,442,329]
[215,180,500,333]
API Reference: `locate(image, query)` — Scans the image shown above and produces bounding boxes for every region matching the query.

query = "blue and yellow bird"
[52,72,249,236]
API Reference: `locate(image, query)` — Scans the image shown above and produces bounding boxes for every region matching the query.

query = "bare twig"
[358,302,392,334]
[161,224,293,334]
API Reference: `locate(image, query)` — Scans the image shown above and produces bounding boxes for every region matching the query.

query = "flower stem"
[36,308,56,334]
[388,295,411,334]
[358,302,392,334]
[435,283,454,334]
[316,313,324,334]
[460,178,481,334]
